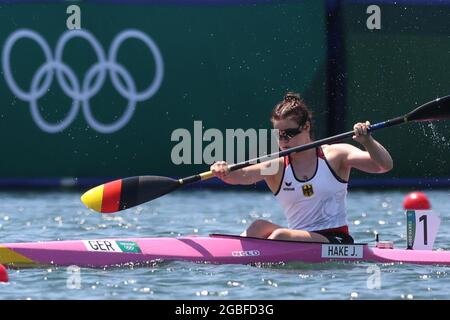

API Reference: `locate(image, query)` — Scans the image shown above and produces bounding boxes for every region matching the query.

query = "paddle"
[81,95,450,213]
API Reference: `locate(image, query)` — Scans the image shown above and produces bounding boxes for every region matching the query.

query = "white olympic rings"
[2,28,164,133]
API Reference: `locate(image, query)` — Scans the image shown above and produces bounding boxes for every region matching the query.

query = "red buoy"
[403,191,431,210]
[0,264,8,283]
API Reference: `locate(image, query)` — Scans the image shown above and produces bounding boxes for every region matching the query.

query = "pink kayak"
[1,234,450,268]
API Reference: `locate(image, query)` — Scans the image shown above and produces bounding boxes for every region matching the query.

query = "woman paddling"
[211,92,393,244]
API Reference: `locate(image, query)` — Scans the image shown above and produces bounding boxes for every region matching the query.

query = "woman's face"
[272,119,310,150]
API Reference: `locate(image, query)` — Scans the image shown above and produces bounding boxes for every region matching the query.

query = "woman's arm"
[343,121,393,173]
[210,158,282,185]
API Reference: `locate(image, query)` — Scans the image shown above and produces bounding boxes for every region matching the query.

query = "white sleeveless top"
[274,148,348,231]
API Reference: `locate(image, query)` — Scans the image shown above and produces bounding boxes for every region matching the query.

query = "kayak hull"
[1,234,450,268]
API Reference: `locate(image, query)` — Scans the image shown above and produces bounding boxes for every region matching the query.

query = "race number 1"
[406,210,440,250]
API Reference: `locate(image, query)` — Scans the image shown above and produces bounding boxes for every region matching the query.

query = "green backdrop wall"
[0,0,449,187]
[0,0,327,182]
[342,2,450,183]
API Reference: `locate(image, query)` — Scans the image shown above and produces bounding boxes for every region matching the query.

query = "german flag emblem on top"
[302,184,314,197]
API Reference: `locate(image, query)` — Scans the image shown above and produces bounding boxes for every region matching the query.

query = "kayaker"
[211,92,393,244]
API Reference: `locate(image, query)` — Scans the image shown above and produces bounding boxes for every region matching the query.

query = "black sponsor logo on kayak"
[231,250,261,257]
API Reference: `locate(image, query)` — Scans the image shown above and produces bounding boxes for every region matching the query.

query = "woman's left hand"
[352,121,372,144]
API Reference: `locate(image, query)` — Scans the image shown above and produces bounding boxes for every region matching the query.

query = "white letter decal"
[66,5,81,30]
[366,5,381,30]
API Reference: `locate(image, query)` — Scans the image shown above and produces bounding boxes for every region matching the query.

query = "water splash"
[421,123,450,148]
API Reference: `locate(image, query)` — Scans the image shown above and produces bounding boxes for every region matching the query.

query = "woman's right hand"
[210,161,230,180]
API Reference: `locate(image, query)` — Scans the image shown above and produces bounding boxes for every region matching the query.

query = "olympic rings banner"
[0,1,327,181]
[3,28,164,134]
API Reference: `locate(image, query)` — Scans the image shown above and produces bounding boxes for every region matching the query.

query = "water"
[1,189,450,300]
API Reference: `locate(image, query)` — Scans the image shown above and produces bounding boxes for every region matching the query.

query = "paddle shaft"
[179,115,406,185]
[81,95,450,212]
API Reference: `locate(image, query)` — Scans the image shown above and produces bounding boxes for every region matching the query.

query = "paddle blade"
[81,176,180,213]
[407,95,450,122]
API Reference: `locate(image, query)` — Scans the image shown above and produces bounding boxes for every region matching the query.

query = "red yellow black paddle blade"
[81,176,180,213]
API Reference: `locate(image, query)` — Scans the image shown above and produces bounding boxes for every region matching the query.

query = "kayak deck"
[1,234,450,268]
